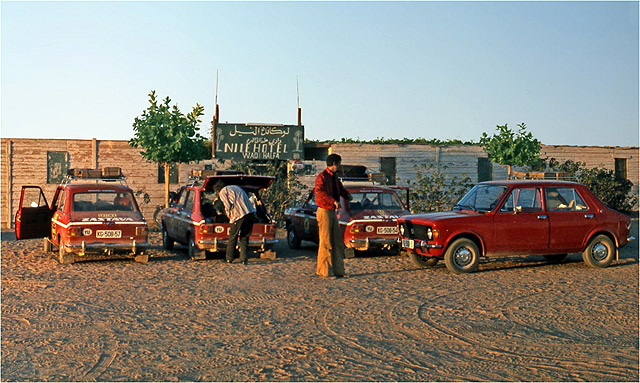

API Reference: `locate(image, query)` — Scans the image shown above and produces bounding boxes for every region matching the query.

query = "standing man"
[212,180,256,265]
[315,153,351,278]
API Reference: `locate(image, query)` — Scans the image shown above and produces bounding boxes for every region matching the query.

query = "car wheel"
[188,236,206,260]
[543,253,567,263]
[43,237,51,252]
[582,235,615,268]
[444,238,479,274]
[287,225,301,250]
[162,227,174,250]
[410,252,439,268]
[58,243,75,265]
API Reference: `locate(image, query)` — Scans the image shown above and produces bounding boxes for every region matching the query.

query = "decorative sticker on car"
[81,217,135,222]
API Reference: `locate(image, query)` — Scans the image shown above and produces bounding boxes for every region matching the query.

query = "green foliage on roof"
[304,137,478,145]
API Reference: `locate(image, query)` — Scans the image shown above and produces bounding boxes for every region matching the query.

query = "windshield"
[349,192,404,212]
[72,191,137,212]
[454,184,507,213]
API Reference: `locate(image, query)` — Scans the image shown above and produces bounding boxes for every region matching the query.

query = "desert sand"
[1,222,638,382]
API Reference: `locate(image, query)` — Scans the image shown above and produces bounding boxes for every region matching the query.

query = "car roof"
[62,183,133,192]
[203,175,275,191]
[479,180,582,187]
[344,184,400,193]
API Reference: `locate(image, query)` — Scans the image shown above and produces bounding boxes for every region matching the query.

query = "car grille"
[401,222,429,241]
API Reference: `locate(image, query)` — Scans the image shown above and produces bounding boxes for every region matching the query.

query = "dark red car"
[398,180,634,274]
[160,174,278,260]
[14,168,149,264]
[284,184,411,257]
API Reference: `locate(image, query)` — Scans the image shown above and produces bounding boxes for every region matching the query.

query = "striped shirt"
[218,185,256,224]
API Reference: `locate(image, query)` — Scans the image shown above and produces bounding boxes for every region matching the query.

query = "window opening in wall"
[47,151,68,184]
[477,157,492,182]
[380,157,396,185]
[158,163,179,184]
[615,158,628,181]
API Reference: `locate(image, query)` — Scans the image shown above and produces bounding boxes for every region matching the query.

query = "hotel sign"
[214,123,304,160]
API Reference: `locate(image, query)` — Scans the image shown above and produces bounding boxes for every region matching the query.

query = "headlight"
[399,224,405,236]
[427,227,433,240]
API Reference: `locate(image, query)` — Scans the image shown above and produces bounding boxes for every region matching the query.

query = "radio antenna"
[215,70,219,105]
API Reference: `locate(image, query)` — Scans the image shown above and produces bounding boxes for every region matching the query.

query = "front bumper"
[63,240,150,256]
[199,238,279,252]
[398,237,445,256]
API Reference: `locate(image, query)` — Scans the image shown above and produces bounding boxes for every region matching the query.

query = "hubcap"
[592,242,609,261]
[454,247,473,267]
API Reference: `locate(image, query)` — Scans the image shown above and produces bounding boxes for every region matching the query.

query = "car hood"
[203,175,275,192]
[401,210,483,223]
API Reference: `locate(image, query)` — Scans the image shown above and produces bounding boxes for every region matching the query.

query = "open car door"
[15,186,52,240]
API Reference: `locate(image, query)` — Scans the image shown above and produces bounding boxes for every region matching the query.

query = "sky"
[1,1,638,147]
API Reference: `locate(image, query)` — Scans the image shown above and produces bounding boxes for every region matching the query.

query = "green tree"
[480,123,541,179]
[130,91,210,207]
[229,159,308,225]
[406,163,472,213]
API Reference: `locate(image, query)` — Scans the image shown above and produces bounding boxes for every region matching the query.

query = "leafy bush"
[229,159,308,225]
[406,163,473,213]
[546,159,637,212]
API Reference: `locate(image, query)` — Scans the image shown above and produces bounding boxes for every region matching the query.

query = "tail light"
[68,227,83,237]
[350,224,365,233]
[264,225,276,235]
[136,226,148,236]
[199,224,214,234]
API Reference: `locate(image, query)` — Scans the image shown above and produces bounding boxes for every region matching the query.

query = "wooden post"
[164,162,170,208]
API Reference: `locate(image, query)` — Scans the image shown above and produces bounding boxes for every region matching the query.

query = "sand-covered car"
[160,173,278,260]
[14,167,149,264]
[398,180,635,274]
[285,183,411,257]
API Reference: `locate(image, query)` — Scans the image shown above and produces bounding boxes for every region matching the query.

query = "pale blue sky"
[1,1,638,147]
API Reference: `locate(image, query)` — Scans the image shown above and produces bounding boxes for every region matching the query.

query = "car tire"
[287,225,301,250]
[582,235,615,268]
[43,237,51,252]
[58,243,75,265]
[162,227,174,250]
[543,253,567,263]
[444,238,479,274]
[188,236,206,260]
[410,252,439,268]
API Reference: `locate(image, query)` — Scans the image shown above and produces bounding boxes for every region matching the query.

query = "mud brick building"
[1,138,638,229]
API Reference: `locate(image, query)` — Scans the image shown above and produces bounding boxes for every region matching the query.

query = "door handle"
[537,215,548,220]
[584,214,594,219]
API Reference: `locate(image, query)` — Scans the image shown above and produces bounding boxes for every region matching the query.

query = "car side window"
[546,187,588,211]
[500,188,542,212]
[184,190,195,213]
[177,189,189,208]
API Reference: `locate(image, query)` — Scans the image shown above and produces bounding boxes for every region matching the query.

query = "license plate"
[402,239,415,249]
[96,230,122,239]
[377,226,398,235]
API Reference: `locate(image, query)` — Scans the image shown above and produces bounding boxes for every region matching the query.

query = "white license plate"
[402,239,415,249]
[96,230,122,239]
[377,226,398,235]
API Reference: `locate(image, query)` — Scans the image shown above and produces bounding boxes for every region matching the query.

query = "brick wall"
[2,138,638,228]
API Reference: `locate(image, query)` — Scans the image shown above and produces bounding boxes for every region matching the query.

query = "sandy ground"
[1,222,638,382]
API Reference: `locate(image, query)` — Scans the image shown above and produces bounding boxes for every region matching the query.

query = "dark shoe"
[335,274,349,278]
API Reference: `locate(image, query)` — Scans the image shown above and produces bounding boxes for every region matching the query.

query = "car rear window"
[349,192,403,211]
[72,192,135,212]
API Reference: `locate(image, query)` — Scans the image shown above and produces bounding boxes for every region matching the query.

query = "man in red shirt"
[314,153,351,278]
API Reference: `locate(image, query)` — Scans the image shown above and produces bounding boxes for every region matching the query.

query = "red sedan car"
[285,185,411,257]
[398,180,634,274]
[160,174,278,260]
[14,168,149,264]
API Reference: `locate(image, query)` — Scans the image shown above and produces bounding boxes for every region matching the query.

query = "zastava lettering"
[81,217,133,222]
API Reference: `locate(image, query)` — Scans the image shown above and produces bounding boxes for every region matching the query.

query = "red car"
[160,174,278,260]
[14,168,149,264]
[398,180,634,274]
[284,184,411,257]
